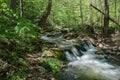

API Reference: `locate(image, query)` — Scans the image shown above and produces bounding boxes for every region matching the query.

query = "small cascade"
[63,46,81,62]
[41,32,120,80]
[62,41,97,62]
[58,42,120,80]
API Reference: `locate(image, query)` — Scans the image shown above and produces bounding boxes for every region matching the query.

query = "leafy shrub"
[0,18,40,52]
[41,58,62,73]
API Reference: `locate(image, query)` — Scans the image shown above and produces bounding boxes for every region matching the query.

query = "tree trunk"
[38,0,52,27]
[99,0,103,27]
[19,0,23,17]
[10,0,17,12]
[79,0,83,25]
[103,0,109,36]
[115,0,119,22]
[95,0,99,25]
[89,0,93,25]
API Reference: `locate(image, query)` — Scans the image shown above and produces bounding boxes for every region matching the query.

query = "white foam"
[68,54,120,80]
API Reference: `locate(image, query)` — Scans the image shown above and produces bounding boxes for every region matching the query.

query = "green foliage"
[49,0,120,29]
[41,58,62,73]
[7,66,28,80]
[0,1,41,79]
[0,18,40,52]
[0,1,13,26]
[55,49,63,59]
[23,0,47,22]
[0,0,41,55]
[5,18,39,40]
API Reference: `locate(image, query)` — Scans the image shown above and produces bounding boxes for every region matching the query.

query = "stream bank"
[0,28,120,80]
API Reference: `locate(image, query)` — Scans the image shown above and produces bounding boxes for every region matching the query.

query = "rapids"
[41,32,120,80]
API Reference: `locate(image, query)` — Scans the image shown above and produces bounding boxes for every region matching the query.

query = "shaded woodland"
[0,0,120,80]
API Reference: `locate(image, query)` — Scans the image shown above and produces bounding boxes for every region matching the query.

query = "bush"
[41,58,62,73]
[0,18,40,51]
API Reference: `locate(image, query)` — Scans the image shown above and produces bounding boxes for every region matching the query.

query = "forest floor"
[0,27,120,80]
[25,53,56,80]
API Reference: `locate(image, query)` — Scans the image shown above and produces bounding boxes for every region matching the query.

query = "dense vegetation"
[0,0,120,80]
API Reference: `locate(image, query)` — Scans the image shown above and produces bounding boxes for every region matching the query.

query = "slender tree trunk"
[38,0,52,27]
[10,0,17,12]
[115,0,117,31]
[114,0,117,24]
[115,0,119,22]
[79,0,83,25]
[118,3,120,25]
[19,0,23,17]
[118,1,120,24]
[95,0,99,25]
[103,0,109,36]
[99,0,103,27]
[89,0,93,25]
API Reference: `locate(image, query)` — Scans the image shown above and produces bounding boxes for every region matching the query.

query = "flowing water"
[41,33,120,80]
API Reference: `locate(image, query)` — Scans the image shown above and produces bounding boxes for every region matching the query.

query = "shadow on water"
[41,32,120,80]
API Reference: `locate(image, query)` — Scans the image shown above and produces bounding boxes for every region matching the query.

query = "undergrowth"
[0,1,41,79]
[41,58,62,73]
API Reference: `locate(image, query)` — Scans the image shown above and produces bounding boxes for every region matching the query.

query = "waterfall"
[58,42,120,80]
[41,33,120,80]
